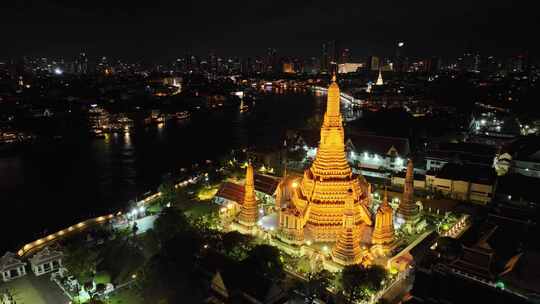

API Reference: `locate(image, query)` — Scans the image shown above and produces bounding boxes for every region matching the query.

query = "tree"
[303,270,333,303]
[339,264,387,304]
[340,265,367,304]
[158,176,177,207]
[153,207,189,244]
[364,265,387,291]
[221,231,253,261]
[243,244,285,282]
[138,231,205,303]
[64,244,101,282]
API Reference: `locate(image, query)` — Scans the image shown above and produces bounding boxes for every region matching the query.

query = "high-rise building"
[97,56,111,75]
[209,51,217,73]
[282,62,295,74]
[395,41,407,73]
[321,42,329,73]
[241,57,252,74]
[484,56,500,74]
[367,56,380,72]
[265,48,277,73]
[425,56,441,75]
[507,53,529,73]
[340,48,350,64]
[76,52,88,75]
[304,57,320,75]
[328,40,338,74]
[319,40,339,74]
[459,52,480,72]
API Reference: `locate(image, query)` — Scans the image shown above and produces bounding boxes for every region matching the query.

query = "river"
[0,92,328,252]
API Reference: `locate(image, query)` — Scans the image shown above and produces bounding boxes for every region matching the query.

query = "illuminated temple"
[396,159,419,223]
[277,75,373,250]
[236,163,259,229]
[371,188,395,256]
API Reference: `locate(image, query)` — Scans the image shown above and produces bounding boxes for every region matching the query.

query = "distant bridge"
[311,86,359,106]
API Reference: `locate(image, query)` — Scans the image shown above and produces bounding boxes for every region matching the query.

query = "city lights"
[3,4,539,303]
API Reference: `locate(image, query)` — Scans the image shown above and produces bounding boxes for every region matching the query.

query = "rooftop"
[290,129,411,156]
[0,252,25,271]
[435,163,496,185]
[506,135,540,161]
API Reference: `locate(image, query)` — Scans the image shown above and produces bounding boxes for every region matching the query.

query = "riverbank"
[0,92,320,253]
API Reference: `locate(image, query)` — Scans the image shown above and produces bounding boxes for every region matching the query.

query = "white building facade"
[29,247,63,276]
[0,252,26,282]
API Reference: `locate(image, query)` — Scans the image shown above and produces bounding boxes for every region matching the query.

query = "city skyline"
[2,1,539,61]
[1,2,540,303]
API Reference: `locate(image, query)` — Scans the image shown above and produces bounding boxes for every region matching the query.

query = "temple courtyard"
[1,275,69,304]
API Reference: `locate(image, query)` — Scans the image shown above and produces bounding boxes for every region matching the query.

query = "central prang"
[275,75,384,266]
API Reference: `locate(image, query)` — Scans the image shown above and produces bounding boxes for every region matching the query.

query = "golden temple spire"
[309,71,349,179]
[238,163,258,227]
[376,69,384,86]
[279,77,372,244]
[372,187,395,254]
[332,189,364,265]
[397,158,419,223]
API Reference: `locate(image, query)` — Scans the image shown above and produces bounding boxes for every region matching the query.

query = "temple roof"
[253,173,280,196]
[0,252,26,271]
[347,133,410,157]
[29,246,63,265]
[500,251,540,294]
[435,163,496,185]
[290,129,410,157]
[216,182,244,203]
[216,173,280,204]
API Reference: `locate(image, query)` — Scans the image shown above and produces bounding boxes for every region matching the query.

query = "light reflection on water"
[0,92,321,251]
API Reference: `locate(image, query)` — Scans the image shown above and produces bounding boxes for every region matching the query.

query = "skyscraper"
[265,48,277,73]
[76,52,88,75]
[321,42,329,73]
[395,42,407,73]
[367,56,380,72]
[328,40,338,75]
[340,48,351,64]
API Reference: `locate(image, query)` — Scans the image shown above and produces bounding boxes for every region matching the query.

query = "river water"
[0,92,327,252]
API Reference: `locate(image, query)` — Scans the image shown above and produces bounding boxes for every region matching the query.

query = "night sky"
[2,0,539,60]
